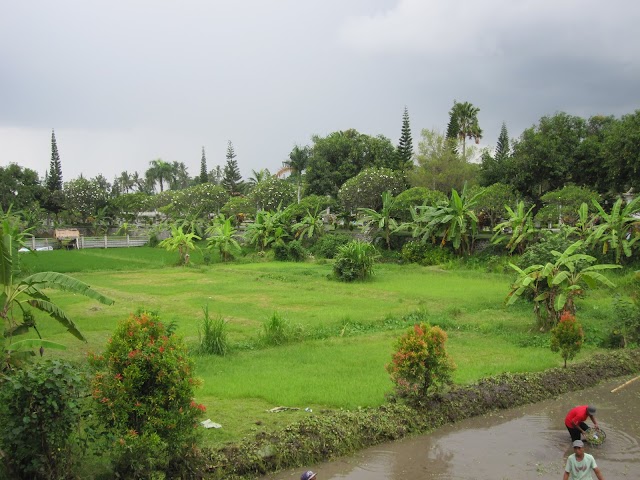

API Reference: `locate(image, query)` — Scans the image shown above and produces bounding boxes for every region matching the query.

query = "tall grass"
[197,305,229,356]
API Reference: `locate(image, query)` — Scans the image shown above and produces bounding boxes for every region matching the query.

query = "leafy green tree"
[358,191,400,250]
[221,141,244,195]
[199,147,208,184]
[157,224,201,265]
[448,100,482,158]
[280,145,310,203]
[509,113,587,202]
[410,129,479,193]
[550,311,584,367]
[220,196,255,223]
[0,164,44,211]
[602,110,640,193]
[206,215,241,262]
[145,158,175,192]
[283,194,337,222]
[63,176,111,224]
[306,129,396,197]
[588,196,640,264]
[338,167,406,213]
[1,230,114,370]
[492,201,537,254]
[506,240,620,330]
[411,185,481,255]
[535,186,599,227]
[395,106,414,172]
[473,183,517,229]
[386,323,455,399]
[159,184,229,220]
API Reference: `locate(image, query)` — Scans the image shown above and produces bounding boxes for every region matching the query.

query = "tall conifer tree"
[46,129,63,192]
[395,106,414,171]
[495,122,510,162]
[199,147,208,184]
[221,141,243,195]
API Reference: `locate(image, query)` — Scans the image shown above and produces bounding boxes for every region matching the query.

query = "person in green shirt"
[563,440,605,480]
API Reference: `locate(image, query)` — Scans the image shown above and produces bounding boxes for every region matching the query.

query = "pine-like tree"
[221,141,243,195]
[495,122,510,162]
[445,112,460,155]
[46,129,63,192]
[199,147,208,184]
[395,106,414,171]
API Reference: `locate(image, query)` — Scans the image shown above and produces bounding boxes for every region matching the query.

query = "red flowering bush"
[89,311,205,478]
[550,311,584,367]
[386,323,455,400]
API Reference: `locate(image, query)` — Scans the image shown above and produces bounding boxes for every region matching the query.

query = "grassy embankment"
[18,246,634,446]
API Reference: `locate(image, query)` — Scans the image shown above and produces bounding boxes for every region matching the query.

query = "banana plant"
[206,215,241,262]
[491,201,537,254]
[588,196,640,264]
[1,233,114,369]
[506,240,620,330]
[358,191,399,250]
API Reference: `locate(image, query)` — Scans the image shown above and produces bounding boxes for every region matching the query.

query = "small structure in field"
[54,228,80,249]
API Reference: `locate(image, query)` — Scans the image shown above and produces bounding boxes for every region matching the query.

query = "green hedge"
[203,349,640,479]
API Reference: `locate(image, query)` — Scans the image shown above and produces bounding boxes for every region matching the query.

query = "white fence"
[28,235,149,250]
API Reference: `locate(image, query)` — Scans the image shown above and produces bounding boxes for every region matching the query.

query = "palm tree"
[146,159,176,192]
[247,169,272,190]
[449,101,482,158]
[278,145,310,203]
[117,171,134,194]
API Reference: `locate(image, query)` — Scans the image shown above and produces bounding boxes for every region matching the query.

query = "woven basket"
[584,428,606,446]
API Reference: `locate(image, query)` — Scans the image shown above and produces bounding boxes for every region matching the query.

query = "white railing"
[28,235,149,250]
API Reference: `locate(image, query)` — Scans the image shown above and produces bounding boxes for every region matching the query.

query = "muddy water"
[261,375,640,479]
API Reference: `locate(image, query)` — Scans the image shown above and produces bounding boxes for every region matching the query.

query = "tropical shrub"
[516,229,586,268]
[400,240,454,266]
[283,195,337,223]
[535,185,599,227]
[89,311,205,479]
[220,196,256,224]
[197,305,229,356]
[244,209,290,251]
[358,191,401,250]
[309,233,353,259]
[386,323,455,400]
[492,201,538,254]
[0,360,92,480]
[333,240,379,282]
[550,311,584,367]
[273,240,308,262]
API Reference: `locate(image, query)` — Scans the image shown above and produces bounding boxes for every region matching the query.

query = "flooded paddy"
[262,375,640,479]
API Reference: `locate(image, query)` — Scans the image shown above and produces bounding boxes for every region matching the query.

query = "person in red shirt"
[565,405,599,442]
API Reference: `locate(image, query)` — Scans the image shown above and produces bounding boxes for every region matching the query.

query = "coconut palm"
[146,159,176,192]
[278,145,310,203]
[449,100,482,158]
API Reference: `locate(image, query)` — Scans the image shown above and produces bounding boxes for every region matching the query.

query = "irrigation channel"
[260,375,640,479]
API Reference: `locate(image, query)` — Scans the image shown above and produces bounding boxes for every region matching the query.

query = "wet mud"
[261,375,640,479]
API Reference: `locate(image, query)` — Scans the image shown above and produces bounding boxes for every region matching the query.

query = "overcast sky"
[1,0,639,184]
